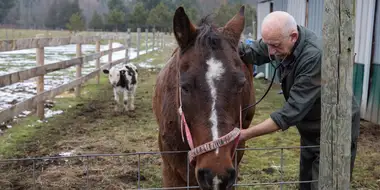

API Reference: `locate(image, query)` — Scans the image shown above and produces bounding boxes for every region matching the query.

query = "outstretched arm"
[240,52,322,141]
[240,118,280,141]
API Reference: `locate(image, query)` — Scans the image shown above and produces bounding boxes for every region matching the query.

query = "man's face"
[262,29,298,59]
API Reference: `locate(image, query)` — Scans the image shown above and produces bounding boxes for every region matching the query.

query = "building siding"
[353,64,364,106]
[366,65,380,124]
[307,0,324,37]
[287,0,307,26]
[273,0,287,11]
[354,0,377,117]
[365,0,380,124]
[256,2,271,76]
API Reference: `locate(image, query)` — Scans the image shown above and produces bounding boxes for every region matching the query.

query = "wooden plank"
[36,46,45,120]
[0,58,81,88]
[319,0,355,189]
[0,57,127,123]
[75,43,82,97]
[0,35,128,52]
[101,57,127,71]
[0,46,125,88]
[145,28,148,53]
[108,40,112,64]
[137,28,141,57]
[96,41,101,84]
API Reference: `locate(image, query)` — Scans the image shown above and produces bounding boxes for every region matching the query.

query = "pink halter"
[176,56,242,165]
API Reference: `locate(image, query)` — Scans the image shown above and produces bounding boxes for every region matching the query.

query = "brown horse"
[152,5,255,190]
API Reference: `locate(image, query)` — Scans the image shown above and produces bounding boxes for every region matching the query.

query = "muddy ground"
[0,48,379,190]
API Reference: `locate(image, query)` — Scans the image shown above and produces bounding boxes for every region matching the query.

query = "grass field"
[0,36,379,189]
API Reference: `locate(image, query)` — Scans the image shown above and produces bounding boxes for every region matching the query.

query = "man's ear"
[290,31,298,43]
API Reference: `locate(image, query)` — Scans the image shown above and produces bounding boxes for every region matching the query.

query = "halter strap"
[175,51,242,165]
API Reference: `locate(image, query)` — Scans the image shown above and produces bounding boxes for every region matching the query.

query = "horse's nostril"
[226,168,236,188]
[197,168,214,189]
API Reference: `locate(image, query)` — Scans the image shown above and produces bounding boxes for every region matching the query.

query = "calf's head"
[103,67,126,87]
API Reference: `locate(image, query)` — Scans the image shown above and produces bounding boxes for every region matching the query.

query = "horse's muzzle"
[197,168,236,190]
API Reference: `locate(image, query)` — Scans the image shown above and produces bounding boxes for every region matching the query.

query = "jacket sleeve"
[239,39,272,66]
[270,53,322,131]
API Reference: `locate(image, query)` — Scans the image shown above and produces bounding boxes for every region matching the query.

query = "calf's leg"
[123,89,129,111]
[113,88,120,111]
[128,86,137,111]
[128,92,135,111]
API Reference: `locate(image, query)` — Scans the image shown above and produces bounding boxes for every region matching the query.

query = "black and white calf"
[103,63,138,111]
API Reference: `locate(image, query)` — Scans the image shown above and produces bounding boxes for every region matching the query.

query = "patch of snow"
[45,109,64,118]
[0,40,166,128]
[0,42,158,113]
[270,161,281,171]
[59,150,75,157]
[37,120,47,123]
[138,62,156,69]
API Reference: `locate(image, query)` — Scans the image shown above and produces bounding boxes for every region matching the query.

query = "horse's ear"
[222,6,245,47]
[173,6,197,50]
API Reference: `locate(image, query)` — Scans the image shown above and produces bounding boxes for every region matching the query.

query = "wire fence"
[0,145,320,190]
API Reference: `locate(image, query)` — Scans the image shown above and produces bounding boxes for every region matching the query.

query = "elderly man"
[238,11,361,190]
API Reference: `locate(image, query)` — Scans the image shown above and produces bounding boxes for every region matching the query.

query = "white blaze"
[205,57,225,154]
[213,176,222,190]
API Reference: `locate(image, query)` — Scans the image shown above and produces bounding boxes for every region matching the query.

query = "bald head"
[261,11,297,37]
[260,11,299,59]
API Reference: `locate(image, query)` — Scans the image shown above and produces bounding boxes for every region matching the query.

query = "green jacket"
[239,25,360,133]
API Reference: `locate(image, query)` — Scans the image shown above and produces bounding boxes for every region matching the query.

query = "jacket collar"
[291,25,306,59]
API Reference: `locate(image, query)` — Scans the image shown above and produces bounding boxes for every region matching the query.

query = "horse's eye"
[181,84,190,93]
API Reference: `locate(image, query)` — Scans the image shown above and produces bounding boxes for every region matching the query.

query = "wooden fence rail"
[0,28,166,123]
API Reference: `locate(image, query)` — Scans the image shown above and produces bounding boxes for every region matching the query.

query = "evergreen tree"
[128,2,148,29]
[0,0,16,23]
[107,9,125,31]
[66,12,85,32]
[89,11,104,30]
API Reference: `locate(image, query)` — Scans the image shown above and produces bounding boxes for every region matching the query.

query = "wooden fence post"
[95,40,101,84]
[161,32,164,49]
[125,32,129,63]
[319,0,355,189]
[127,28,131,49]
[108,39,112,64]
[36,35,45,120]
[137,28,141,58]
[145,28,148,54]
[152,27,155,51]
[75,43,82,97]
[158,32,161,49]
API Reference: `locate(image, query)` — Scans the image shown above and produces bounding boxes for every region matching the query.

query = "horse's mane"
[195,14,223,51]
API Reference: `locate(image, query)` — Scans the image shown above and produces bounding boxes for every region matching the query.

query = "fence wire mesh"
[0,145,319,189]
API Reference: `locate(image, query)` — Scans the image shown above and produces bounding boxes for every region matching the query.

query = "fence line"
[0,28,167,123]
[0,146,320,189]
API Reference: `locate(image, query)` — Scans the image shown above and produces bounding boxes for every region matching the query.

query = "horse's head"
[173,6,249,190]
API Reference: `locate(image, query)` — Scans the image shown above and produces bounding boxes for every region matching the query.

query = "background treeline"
[0,0,257,34]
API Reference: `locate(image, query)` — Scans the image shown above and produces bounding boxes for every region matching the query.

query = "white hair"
[262,11,298,37]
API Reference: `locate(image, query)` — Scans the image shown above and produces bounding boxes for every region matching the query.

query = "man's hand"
[239,118,281,142]
[238,41,255,65]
